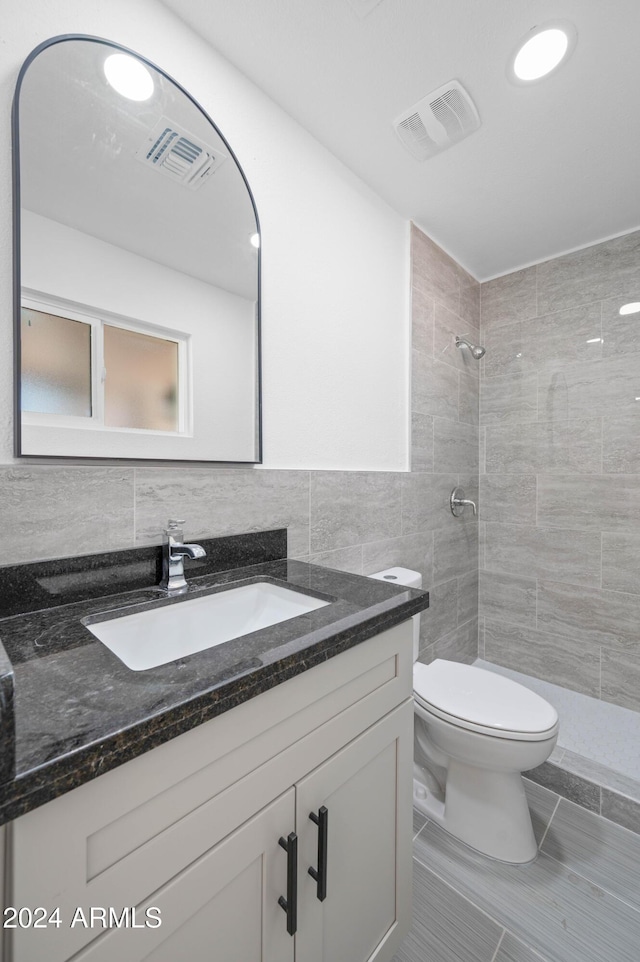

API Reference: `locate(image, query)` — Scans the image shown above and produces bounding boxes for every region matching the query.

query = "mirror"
[13,36,261,462]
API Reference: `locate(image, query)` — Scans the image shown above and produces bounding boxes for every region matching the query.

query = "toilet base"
[413,762,538,864]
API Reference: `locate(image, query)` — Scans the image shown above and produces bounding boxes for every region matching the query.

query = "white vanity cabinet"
[4,621,413,962]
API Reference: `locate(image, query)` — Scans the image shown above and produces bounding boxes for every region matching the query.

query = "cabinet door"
[69,789,296,962]
[295,701,413,962]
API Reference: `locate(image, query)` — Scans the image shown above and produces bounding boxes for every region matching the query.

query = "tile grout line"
[132,466,137,547]
[489,929,506,962]
[307,470,311,557]
[537,794,561,850]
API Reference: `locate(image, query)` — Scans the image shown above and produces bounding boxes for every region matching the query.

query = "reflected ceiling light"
[250,233,260,249]
[104,53,154,101]
[509,22,576,84]
[619,302,640,315]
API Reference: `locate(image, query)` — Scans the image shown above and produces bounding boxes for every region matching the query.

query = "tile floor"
[393,780,640,962]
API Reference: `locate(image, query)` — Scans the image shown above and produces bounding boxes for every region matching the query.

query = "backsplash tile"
[309,471,402,553]
[362,533,434,585]
[0,467,135,563]
[135,468,311,558]
[401,473,458,534]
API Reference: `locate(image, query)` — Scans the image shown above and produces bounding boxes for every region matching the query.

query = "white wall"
[21,211,257,461]
[0,0,409,470]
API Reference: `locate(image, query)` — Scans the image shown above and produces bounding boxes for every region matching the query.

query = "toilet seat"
[413,660,559,742]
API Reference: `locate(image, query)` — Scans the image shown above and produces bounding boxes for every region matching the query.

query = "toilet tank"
[368,567,422,661]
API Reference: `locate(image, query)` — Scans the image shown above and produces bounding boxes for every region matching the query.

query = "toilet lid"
[413,660,558,735]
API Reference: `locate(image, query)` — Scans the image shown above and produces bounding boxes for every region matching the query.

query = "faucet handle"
[165,519,185,543]
[450,487,477,518]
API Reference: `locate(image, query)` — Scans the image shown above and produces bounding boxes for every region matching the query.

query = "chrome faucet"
[159,519,206,595]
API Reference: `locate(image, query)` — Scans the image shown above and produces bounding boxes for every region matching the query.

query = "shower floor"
[475,659,640,797]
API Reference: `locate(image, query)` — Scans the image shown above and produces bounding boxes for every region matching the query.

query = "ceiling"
[19,37,258,299]
[160,0,640,280]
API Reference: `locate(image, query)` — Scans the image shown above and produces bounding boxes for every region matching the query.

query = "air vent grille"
[396,113,439,156]
[136,118,226,189]
[393,80,480,160]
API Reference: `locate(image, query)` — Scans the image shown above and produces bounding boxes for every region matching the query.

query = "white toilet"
[369,567,559,864]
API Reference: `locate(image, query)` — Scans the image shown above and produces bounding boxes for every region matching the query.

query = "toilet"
[369,567,559,864]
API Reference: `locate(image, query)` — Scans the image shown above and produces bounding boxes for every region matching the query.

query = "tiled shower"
[399,225,640,962]
[479,232,640,716]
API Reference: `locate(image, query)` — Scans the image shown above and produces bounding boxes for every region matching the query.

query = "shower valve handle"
[450,487,477,518]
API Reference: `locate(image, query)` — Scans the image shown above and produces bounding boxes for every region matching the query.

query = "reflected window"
[104,325,178,431]
[20,296,187,436]
[21,307,92,417]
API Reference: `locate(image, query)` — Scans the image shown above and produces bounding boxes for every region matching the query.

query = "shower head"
[455,336,486,360]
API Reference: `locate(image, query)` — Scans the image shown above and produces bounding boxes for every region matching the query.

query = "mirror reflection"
[15,36,261,461]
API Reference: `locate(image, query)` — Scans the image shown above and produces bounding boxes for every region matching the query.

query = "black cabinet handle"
[308,805,329,901]
[278,832,298,935]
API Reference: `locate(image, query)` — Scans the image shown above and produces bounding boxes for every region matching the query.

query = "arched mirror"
[13,35,261,462]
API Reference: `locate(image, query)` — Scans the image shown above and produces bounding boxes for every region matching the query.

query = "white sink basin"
[85,581,330,671]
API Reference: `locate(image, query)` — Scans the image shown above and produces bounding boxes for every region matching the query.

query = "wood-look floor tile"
[523,778,559,845]
[414,821,640,962]
[495,931,551,962]
[392,857,503,962]
[541,798,640,910]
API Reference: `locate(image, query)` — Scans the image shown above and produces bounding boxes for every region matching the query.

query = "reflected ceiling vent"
[135,118,226,189]
[393,80,480,160]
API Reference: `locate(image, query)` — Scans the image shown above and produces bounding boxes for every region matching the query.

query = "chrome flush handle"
[450,486,477,518]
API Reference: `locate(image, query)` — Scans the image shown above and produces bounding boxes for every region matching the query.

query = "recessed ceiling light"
[508,22,577,84]
[619,302,640,315]
[104,53,154,101]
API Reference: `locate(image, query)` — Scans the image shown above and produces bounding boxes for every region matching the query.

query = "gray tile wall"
[409,224,480,662]
[479,230,640,712]
[0,225,479,665]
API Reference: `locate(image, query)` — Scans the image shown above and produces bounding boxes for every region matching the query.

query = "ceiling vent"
[135,118,226,189]
[393,81,480,160]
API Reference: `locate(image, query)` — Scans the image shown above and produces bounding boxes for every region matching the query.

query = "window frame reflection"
[20,290,190,437]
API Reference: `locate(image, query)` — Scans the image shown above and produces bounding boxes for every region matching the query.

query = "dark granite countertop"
[0,530,428,825]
